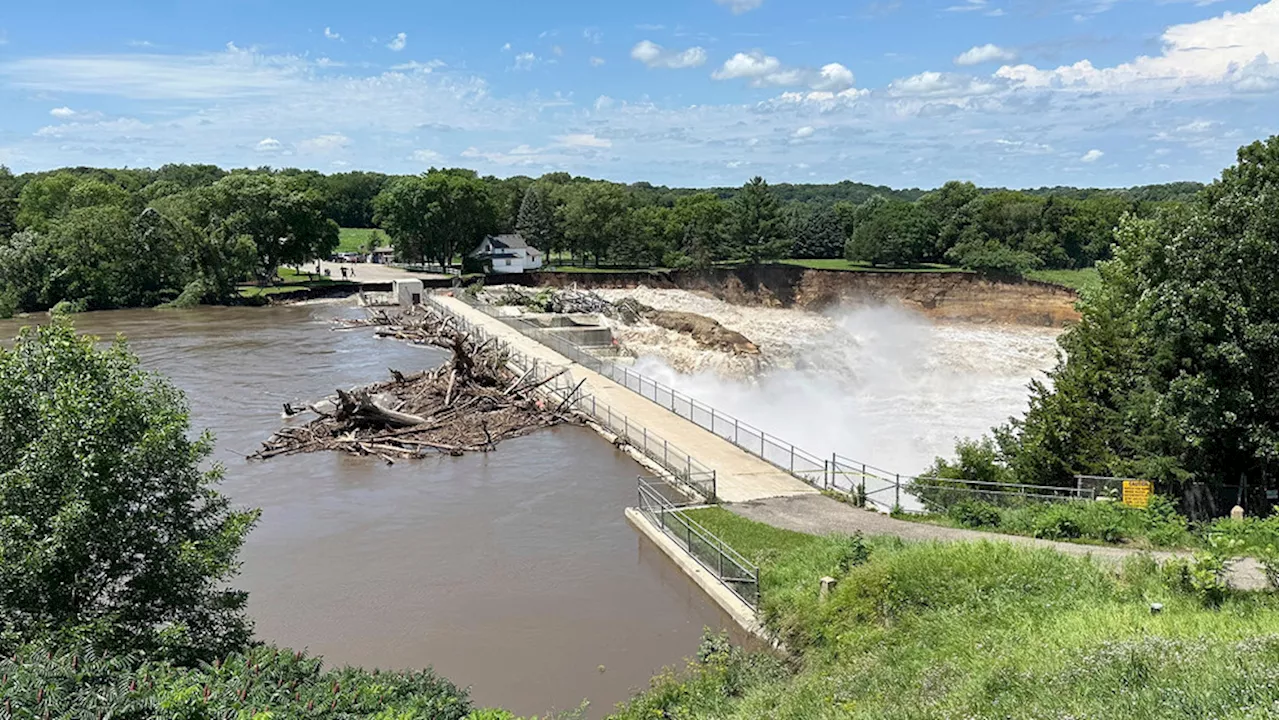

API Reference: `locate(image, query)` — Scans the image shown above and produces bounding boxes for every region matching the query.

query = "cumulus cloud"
[386,32,407,52]
[996,0,1278,91]
[412,149,442,162]
[713,51,856,91]
[255,137,282,152]
[793,126,815,138]
[298,132,351,153]
[324,27,341,40]
[887,70,999,97]
[630,40,707,69]
[49,106,77,118]
[715,0,765,13]
[1080,148,1104,162]
[954,44,1016,66]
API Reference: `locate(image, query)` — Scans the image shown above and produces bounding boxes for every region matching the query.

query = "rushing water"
[0,302,739,718]
[596,288,1063,477]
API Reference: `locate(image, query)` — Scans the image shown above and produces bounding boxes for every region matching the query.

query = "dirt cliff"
[512,265,1080,327]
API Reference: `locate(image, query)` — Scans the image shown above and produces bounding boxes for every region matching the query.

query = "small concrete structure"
[370,246,395,264]
[819,576,836,602]
[393,279,424,306]
[1231,505,1245,521]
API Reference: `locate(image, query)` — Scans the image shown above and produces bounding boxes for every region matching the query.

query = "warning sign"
[1122,480,1152,508]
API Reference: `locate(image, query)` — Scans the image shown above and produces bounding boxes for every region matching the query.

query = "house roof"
[488,233,529,250]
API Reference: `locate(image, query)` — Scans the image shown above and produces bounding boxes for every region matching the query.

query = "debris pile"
[489,286,611,314]
[252,307,579,463]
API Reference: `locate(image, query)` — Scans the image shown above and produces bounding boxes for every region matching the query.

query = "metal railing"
[636,477,759,610]
[458,294,833,489]
[450,293,1094,516]
[422,294,716,502]
[908,476,1095,512]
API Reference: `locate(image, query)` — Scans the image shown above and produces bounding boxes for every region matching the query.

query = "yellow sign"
[1122,480,1152,508]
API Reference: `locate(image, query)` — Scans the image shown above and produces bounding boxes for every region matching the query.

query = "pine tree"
[729,176,788,262]
[516,184,556,252]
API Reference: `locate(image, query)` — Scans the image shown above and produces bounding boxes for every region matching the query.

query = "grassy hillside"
[337,227,389,253]
[610,508,1278,720]
[1026,266,1102,294]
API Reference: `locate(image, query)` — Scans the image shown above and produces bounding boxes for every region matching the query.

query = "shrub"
[49,298,86,316]
[1031,505,1082,540]
[947,499,1002,528]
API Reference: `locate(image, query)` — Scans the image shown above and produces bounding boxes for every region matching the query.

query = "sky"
[0,0,1276,189]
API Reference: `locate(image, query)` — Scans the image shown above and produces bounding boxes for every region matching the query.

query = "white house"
[471,233,543,274]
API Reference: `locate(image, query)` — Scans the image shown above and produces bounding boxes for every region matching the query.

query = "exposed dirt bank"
[510,265,1080,327]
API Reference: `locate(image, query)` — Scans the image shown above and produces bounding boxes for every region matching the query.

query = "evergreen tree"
[516,184,557,251]
[794,205,845,259]
[729,176,788,262]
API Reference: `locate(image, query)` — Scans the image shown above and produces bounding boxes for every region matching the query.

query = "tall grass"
[611,511,1278,720]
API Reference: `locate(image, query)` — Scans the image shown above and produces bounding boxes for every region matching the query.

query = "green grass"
[611,510,1278,720]
[775,258,969,273]
[236,266,357,298]
[337,227,389,253]
[1026,266,1102,294]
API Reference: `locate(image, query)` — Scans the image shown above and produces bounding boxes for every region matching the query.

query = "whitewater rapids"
[594,287,1063,475]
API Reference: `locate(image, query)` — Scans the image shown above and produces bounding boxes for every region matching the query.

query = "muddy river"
[0,302,738,718]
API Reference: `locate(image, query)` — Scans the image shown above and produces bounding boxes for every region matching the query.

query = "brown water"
[0,302,739,717]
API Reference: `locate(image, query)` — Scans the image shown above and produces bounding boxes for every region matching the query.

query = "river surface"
[0,302,738,718]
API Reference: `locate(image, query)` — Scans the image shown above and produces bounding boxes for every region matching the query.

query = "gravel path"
[728,494,1270,590]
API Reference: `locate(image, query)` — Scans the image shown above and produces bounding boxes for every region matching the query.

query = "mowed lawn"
[337,227,389,253]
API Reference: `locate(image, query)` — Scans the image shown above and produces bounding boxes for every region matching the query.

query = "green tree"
[374,170,497,267]
[846,199,935,266]
[995,137,1279,515]
[729,176,788,262]
[190,174,338,281]
[556,182,630,265]
[672,193,729,268]
[515,184,558,253]
[0,321,258,660]
[0,166,18,240]
[793,205,845,259]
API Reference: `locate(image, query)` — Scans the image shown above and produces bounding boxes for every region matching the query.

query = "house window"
[505,259,512,266]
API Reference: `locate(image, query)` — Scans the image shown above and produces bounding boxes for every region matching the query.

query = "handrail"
[422,294,716,502]
[636,477,759,609]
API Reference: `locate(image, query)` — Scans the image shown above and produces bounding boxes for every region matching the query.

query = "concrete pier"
[433,294,817,503]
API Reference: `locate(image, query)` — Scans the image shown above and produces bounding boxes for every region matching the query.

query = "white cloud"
[501,42,511,52]
[887,71,999,97]
[386,32,407,52]
[49,106,77,118]
[552,45,564,57]
[513,52,537,70]
[324,27,341,40]
[589,56,606,67]
[298,132,351,153]
[583,28,603,44]
[954,44,1017,66]
[793,126,815,138]
[715,0,765,13]
[630,40,707,69]
[996,0,1278,92]
[556,133,611,148]
[946,0,988,11]
[1080,148,1104,162]
[593,95,614,110]
[713,51,855,91]
[391,60,445,72]
[255,137,282,152]
[0,45,315,100]
[1176,119,1216,132]
[412,149,442,162]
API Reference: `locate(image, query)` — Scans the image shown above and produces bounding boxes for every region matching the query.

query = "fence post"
[643,426,648,451]
[895,474,900,508]
[624,416,630,440]
[761,433,765,457]
[823,459,829,489]
[734,419,739,444]
[790,444,795,472]
[664,440,668,467]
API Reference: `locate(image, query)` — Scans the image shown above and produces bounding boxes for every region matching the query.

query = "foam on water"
[595,287,1062,475]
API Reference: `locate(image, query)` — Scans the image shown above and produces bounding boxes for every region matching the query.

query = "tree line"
[932,137,1278,515]
[0,160,1201,315]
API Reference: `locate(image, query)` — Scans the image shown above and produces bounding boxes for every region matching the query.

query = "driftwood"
[253,305,582,461]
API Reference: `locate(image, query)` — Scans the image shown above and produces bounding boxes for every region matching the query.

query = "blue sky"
[0,0,1275,188]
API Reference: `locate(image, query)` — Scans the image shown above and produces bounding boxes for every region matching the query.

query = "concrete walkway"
[434,294,817,503]
[730,493,1270,590]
